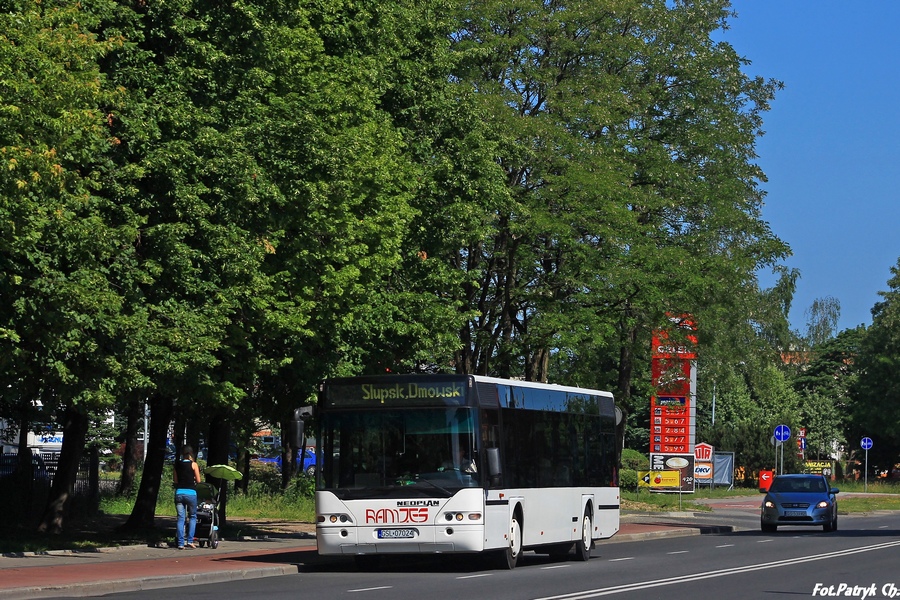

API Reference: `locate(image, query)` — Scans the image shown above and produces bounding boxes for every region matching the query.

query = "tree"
[792,326,863,463]
[851,259,900,470]
[0,0,140,532]
[803,296,841,349]
[444,0,788,389]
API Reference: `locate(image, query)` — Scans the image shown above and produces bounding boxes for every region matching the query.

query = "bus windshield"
[318,407,480,500]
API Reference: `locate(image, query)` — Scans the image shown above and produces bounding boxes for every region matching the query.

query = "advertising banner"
[650,453,695,492]
[713,452,735,487]
[805,460,834,475]
[638,470,681,488]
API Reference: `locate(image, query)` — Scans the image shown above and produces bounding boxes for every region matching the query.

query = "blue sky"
[719,2,900,334]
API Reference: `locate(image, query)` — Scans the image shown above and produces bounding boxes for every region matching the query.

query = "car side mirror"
[830,488,840,494]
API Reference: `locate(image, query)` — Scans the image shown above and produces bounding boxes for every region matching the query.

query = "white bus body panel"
[317,486,619,555]
[483,487,619,551]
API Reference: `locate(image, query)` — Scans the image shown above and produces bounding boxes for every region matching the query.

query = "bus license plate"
[378,528,416,539]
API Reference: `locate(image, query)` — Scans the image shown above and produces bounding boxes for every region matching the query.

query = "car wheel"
[305,465,316,477]
[761,521,777,533]
[824,515,837,532]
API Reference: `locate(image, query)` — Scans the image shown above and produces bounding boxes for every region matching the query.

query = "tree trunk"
[37,403,89,534]
[88,445,100,512]
[186,418,202,461]
[206,414,230,525]
[119,393,173,531]
[117,398,141,497]
[616,317,638,467]
[171,408,185,455]
[281,415,295,490]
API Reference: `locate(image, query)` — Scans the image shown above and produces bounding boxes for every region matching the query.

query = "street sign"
[774,424,791,442]
[861,437,873,450]
[799,437,807,450]
[759,469,774,491]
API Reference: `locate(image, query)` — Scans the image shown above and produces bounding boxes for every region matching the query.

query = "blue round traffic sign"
[774,424,791,442]
[861,437,873,450]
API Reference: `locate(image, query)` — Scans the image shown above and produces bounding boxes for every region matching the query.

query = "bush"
[247,462,282,495]
[621,448,648,471]
[619,468,638,491]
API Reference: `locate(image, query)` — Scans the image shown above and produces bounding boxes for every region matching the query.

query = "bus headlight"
[321,514,353,524]
[444,512,482,521]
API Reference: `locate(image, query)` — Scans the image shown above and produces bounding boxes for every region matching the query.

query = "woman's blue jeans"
[175,490,198,547]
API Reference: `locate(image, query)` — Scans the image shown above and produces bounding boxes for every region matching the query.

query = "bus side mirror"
[486,447,501,478]
[291,405,314,449]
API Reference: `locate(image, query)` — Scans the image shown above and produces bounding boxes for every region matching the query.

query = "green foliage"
[0,0,820,531]
[619,469,638,491]
[852,258,900,466]
[620,449,649,472]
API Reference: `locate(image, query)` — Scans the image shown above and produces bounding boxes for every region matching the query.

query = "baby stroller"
[193,482,220,548]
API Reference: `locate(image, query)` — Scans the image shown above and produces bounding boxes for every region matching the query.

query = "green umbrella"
[204,464,243,481]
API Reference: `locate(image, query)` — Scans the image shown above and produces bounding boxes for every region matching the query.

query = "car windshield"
[770,477,827,493]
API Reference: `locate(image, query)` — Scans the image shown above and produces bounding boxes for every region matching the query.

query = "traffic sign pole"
[774,425,791,475]
[861,437,873,492]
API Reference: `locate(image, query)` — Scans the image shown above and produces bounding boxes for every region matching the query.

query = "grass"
[624,481,900,513]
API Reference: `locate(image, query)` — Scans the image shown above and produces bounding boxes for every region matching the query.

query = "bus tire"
[497,514,522,569]
[575,510,592,561]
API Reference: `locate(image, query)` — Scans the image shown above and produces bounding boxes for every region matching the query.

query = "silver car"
[760,474,839,532]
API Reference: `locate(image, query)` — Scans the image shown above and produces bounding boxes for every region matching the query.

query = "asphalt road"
[97,510,900,600]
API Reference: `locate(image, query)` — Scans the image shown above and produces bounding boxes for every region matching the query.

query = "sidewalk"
[0,512,748,599]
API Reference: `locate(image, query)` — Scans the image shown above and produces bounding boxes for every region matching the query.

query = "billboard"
[650,453,695,492]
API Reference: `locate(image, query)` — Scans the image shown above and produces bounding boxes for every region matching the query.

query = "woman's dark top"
[174,458,196,491]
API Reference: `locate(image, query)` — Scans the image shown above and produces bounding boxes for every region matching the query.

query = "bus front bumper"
[317,524,484,555]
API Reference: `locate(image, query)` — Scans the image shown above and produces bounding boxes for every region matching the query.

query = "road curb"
[609,524,735,543]
[0,565,299,600]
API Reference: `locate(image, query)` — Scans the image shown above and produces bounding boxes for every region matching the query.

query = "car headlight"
[764,500,775,509]
[816,501,829,509]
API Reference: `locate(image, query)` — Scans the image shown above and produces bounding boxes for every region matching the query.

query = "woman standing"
[173,445,202,549]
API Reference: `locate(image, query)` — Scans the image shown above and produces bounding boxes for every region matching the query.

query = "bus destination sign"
[325,380,468,407]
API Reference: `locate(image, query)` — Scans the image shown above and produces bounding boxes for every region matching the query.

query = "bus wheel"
[575,511,592,561]
[497,515,522,569]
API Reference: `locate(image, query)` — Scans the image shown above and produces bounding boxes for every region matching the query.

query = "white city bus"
[308,374,620,569]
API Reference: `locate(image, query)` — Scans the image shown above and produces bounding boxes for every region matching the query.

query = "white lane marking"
[457,574,493,580]
[542,565,572,570]
[608,557,634,562]
[348,586,393,593]
[666,551,688,555]
[757,539,773,543]
[533,540,900,600]
[715,544,734,548]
